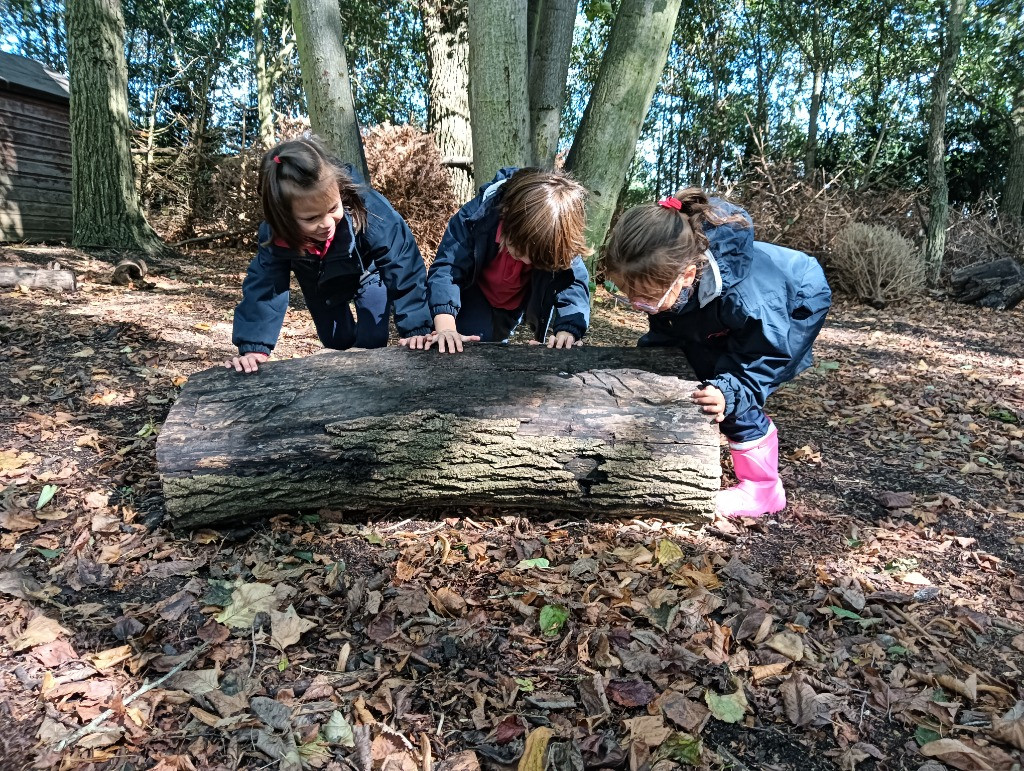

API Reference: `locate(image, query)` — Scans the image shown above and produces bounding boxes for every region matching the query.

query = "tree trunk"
[254,0,276,149]
[1001,80,1024,221]
[157,347,720,529]
[421,0,474,202]
[527,0,575,168]
[565,0,683,266]
[805,65,823,175]
[924,0,966,286]
[292,0,368,179]
[66,0,167,255]
[467,0,530,187]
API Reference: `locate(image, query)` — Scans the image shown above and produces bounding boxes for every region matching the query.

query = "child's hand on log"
[528,331,579,349]
[399,335,434,350]
[424,330,481,353]
[691,384,725,422]
[225,352,269,373]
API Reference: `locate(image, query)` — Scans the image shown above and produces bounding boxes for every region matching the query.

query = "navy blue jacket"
[232,172,431,355]
[639,201,832,419]
[427,167,591,342]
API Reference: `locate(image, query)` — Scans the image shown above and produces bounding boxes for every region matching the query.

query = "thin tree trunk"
[565,0,683,267]
[292,0,368,178]
[805,65,823,175]
[924,0,967,285]
[66,0,167,254]
[527,0,575,168]
[467,0,530,187]
[254,0,275,149]
[421,0,474,202]
[1001,80,1024,221]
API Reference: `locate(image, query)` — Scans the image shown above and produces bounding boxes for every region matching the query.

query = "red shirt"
[272,235,333,257]
[477,221,532,310]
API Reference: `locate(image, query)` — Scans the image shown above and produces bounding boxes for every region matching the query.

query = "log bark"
[0,266,78,291]
[950,258,1024,310]
[157,347,720,529]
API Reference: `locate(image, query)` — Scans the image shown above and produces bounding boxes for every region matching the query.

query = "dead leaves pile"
[3,512,1023,770]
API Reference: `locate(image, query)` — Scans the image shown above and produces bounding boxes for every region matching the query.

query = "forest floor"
[1,244,1023,771]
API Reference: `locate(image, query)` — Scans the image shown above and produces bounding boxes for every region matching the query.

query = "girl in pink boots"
[601,189,831,518]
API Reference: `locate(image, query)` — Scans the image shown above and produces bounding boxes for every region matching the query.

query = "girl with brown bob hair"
[401,167,593,353]
[602,188,832,519]
[226,137,432,373]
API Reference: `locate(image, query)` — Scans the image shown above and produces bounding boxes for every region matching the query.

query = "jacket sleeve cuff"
[707,376,738,417]
[430,304,460,319]
[399,324,433,338]
[554,320,586,340]
[238,343,273,356]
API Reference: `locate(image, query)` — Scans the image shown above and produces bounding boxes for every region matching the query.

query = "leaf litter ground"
[1,245,1023,771]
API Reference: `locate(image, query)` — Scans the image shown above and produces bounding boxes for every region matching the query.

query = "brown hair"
[601,187,747,294]
[259,136,368,250]
[499,168,593,271]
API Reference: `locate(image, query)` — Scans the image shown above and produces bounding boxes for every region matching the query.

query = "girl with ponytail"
[601,189,832,519]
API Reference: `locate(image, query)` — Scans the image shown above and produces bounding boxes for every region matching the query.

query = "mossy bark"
[158,347,720,529]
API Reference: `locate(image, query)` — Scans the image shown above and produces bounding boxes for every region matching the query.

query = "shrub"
[831,222,925,306]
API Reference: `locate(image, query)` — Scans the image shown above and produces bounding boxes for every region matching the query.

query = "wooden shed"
[0,51,72,243]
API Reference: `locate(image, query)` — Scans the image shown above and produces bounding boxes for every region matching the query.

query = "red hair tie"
[273,155,281,164]
[658,196,682,210]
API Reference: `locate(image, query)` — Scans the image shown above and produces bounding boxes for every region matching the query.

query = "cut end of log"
[111,257,149,286]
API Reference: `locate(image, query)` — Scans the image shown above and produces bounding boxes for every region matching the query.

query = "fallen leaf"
[991,700,1024,751]
[12,615,69,651]
[704,684,747,724]
[919,738,995,771]
[270,605,317,650]
[539,604,569,638]
[35,484,58,509]
[653,732,703,766]
[323,710,355,747]
[766,631,804,662]
[780,672,819,726]
[87,645,134,670]
[607,679,657,707]
[517,727,553,771]
[215,582,275,628]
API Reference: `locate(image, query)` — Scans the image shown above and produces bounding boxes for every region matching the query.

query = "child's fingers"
[527,339,541,346]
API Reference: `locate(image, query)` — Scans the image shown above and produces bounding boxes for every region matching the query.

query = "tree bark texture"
[66,0,166,254]
[421,0,474,203]
[924,0,966,286]
[565,0,683,265]
[157,347,720,529]
[527,0,575,168]
[0,266,78,291]
[805,66,823,175]
[467,0,530,188]
[1001,80,1024,221]
[254,0,275,149]
[291,0,368,179]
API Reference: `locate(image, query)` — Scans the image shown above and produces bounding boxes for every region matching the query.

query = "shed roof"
[0,51,70,105]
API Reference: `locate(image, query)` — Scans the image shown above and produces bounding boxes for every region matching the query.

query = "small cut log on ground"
[0,265,77,291]
[157,347,721,529]
[950,257,1024,310]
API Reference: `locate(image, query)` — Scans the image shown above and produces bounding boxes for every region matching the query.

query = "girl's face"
[625,264,698,314]
[292,181,344,243]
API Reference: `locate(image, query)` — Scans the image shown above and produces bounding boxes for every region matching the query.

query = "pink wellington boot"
[717,421,787,518]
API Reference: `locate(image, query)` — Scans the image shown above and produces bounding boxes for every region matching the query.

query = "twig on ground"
[55,641,211,752]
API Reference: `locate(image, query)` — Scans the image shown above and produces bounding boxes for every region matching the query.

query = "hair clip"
[273,155,281,164]
[658,196,682,210]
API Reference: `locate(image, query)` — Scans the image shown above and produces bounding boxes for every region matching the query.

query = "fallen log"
[157,347,720,529]
[0,265,77,292]
[950,257,1024,310]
